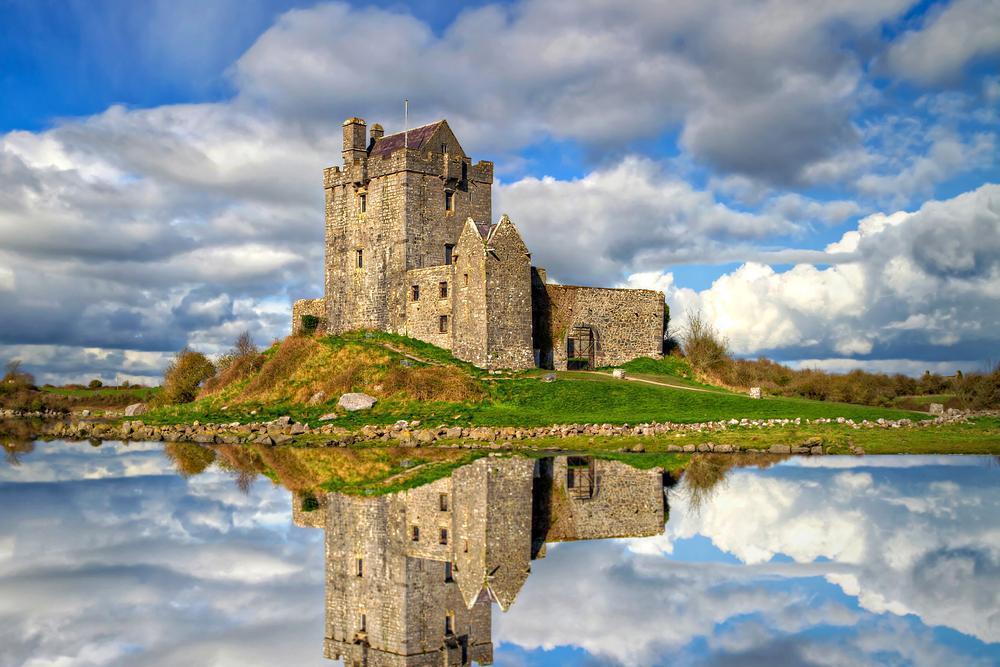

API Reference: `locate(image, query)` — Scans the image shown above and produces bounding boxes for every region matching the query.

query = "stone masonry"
[292,117,665,370]
[302,455,665,666]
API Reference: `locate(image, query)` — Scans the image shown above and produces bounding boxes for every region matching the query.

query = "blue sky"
[0,0,998,383]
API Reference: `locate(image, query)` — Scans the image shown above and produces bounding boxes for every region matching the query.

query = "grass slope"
[146,332,927,429]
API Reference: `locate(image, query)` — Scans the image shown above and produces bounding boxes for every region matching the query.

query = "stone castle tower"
[293,117,666,371]
[294,455,666,665]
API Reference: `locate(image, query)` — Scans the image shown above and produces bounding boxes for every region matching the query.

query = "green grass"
[616,356,719,390]
[42,386,159,400]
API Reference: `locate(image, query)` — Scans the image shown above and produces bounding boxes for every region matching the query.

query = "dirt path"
[583,370,726,394]
[377,343,442,366]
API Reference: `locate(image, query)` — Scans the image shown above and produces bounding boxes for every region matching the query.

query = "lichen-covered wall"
[534,283,664,370]
[451,221,489,366]
[483,220,535,370]
[292,297,327,334]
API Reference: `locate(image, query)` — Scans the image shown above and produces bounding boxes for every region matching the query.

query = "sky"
[1,445,998,665]
[0,0,998,384]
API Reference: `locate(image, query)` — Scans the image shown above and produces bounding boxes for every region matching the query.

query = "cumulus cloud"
[646,183,1000,368]
[0,443,327,666]
[884,0,1000,86]
[496,457,1000,665]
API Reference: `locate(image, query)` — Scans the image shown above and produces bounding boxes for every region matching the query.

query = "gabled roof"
[370,121,444,158]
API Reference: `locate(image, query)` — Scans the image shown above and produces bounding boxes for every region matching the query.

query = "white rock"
[337,392,377,411]
[124,403,147,417]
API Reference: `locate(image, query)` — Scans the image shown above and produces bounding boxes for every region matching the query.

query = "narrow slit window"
[359,193,367,213]
[438,315,448,333]
[445,561,454,582]
[356,249,363,269]
[445,612,454,635]
[360,614,366,632]
[445,191,455,212]
[439,281,448,299]
[439,493,449,511]
[444,244,454,264]
[356,558,363,577]
[412,284,420,301]
[463,273,469,286]
[439,528,448,545]
[411,526,420,542]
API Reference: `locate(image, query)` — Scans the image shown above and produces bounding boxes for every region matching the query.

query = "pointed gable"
[369,119,466,158]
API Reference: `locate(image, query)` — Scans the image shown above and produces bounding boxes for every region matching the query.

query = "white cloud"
[659,184,1000,365]
[885,0,1000,86]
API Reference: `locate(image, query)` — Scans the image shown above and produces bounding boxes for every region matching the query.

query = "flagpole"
[404,99,409,149]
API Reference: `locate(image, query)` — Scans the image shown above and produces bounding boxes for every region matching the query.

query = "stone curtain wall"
[403,265,456,350]
[544,458,664,541]
[536,284,665,370]
[451,221,490,366]
[291,298,327,334]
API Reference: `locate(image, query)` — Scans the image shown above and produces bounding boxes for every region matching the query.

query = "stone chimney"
[342,117,367,165]
[369,123,384,142]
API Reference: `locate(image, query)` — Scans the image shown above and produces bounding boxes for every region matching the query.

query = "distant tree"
[88,379,103,389]
[2,360,34,389]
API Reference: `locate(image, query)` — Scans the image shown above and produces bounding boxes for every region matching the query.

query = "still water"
[0,441,998,666]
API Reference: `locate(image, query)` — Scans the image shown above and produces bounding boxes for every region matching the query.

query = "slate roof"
[370,121,443,158]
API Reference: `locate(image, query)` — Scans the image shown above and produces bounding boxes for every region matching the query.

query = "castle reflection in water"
[291,455,668,666]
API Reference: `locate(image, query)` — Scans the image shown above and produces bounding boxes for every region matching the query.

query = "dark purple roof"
[475,221,496,238]
[370,121,443,158]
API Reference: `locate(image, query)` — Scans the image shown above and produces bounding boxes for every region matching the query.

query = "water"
[1,441,997,666]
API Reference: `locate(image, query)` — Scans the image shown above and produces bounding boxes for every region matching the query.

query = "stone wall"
[534,283,664,370]
[403,265,456,350]
[451,221,489,366]
[483,219,535,370]
[291,298,327,335]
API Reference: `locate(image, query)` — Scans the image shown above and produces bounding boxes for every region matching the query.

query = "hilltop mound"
[199,331,486,408]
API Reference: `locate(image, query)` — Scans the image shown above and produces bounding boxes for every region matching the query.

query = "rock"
[540,373,557,383]
[667,445,682,452]
[769,444,791,454]
[715,444,734,453]
[337,392,376,412]
[124,403,147,417]
[928,402,944,415]
[274,415,292,426]
[612,369,627,379]
[748,387,762,399]
[810,445,823,455]
[682,444,696,453]
[400,359,416,367]
[307,391,326,406]
[629,443,645,453]
[318,413,338,421]
[80,409,91,417]
[444,426,463,439]
[253,434,275,446]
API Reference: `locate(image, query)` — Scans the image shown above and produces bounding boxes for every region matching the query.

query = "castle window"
[439,315,448,333]
[439,493,449,511]
[439,528,448,545]
[359,193,366,213]
[412,284,420,301]
[445,612,455,635]
[445,191,455,212]
[411,526,420,541]
[445,561,454,582]
[439,281,448,299]
[464,273,469,286]
[356,558,363,577]
[360,614,366,632]
[441,142,448,154]
[445,243,454,264]
[356,249,363,269]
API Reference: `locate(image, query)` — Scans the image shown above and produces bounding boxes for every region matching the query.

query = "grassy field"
[143,332,929,430]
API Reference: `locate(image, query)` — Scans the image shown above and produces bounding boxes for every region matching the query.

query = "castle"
[292,455,667,665]
[293,117,666,370]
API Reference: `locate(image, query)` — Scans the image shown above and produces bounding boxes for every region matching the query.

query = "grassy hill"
[145,331,927,429]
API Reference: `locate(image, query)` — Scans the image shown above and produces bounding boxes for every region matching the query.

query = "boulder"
[307,391,326,406]
[540,373,557,383]
[318,413,338,421]
[612,369,627,379]
[928,403,945,415]
[768,444,791,454]
[629,443,645,453]
[124,403,147,417]
[748,387,762,399]
[338,393,377,411]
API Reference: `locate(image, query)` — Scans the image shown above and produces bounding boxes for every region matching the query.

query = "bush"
[680,312,730,375]
[955,365,1000,410]
[2,360,34,390]
[157,348,215,405]
[88,379,103,389]
[300,315,320,334]
[204,331,264,394]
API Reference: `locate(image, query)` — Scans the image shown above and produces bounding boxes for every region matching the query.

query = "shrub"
[204,331,264,394]
[2,360,34,390]
[300,315,320,334]
[680,312,730,375]
[156,348,215,405]
[88,379,103,389]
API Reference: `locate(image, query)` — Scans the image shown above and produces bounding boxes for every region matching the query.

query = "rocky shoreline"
[8,408,986,456]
